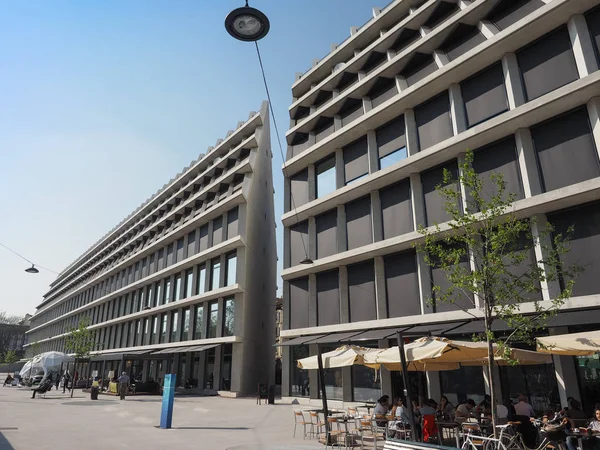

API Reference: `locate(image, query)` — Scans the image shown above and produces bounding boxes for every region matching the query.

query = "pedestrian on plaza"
[62,372,71,393]
[118,371,130,400]
[54,373,60,391]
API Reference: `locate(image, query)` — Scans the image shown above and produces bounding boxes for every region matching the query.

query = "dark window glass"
[182,308,190,341]
[224,298,234,336]
[461,63,508,128]
[421,160,460,226]
[343,137,369,184]
[170,311,179,342]
[289,221,309,267]
[348,260,376,322]
[289,170,309,210]
[346,196,372,250]
[415,92,453,151]
[199,225,209,252]
[430,243,474,312]
[194,305,204,340]
[376,116,407,170]
[208,302,218,338]
[401,53,437,87]
[212,217,223,246]
[316,156,336,198]
[227,207,239,239]
[486,0,545,30]
[290,277,309,329]
[316,270,340,326]
[440,24,486,61]
[385,251,421,318]
[316,209,337,259]
[380,180,413,239]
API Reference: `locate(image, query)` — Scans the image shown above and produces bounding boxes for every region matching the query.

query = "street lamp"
[25,264,39,274]
[225,2,270,42]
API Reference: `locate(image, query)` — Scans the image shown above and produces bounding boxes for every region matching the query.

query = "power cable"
[254,41,310,261]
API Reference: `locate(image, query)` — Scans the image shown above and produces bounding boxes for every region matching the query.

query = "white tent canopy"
[21,352,73,379]
[537,330,600,356]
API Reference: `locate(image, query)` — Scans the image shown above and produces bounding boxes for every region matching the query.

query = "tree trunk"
[70,358,77,398]
[484,313,498,438]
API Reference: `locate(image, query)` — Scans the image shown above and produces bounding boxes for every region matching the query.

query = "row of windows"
[36,297,235,354]
[293,0,546,107]
[43,153,248,310]
[32,207,240,330]
[287,105,600,268]
[287,200,600,330]
[28,252,238,343]
[289,14,600,210]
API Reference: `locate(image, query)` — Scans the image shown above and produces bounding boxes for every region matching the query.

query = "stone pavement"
[0,385,322,450]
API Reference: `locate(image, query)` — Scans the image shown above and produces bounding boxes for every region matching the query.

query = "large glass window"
[211,259,221,291]
[138,290,144,311]
[224,298,234,336]
[197,265,206,294]
[132,292,138,313]
[208,302,218,338]
[160,314,167,343]
[151,316,158,344]
[380,147,407,170]
[194,306,203,340]
[170,311,179,342]
[185,269,193,298]
[226,253,237,286]
[440,366,486,406]
[164,279,171,304]
[291,346,310,397]
[221,344,233,391]
[147,286,153,308]
[204,348,216,389]
[155,282,162,307]
[174,275,182,301]
[182,308,190,341]
[316,155,336,198]
[321,345,343,400]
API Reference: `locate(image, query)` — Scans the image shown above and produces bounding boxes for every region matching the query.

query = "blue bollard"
[160,374,176,429]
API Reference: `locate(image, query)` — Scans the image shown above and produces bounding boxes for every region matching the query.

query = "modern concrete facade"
[26,102,276,395]
[281,0,600,412]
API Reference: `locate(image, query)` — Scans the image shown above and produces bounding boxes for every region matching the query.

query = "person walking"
[118,372,130,400]
[62,372,71,393]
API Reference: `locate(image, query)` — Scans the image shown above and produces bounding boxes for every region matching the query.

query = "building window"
[289,170,309,211]
[348,261,376,323]
[289,221,309,267]
[461,63,508,128]
[224,298,234,336]
[343,137,368,185]
[182,308,190,341]
[415,91,453,151]
[208,302,218,338]
[197,265,206,294]
[174,275,182,301]
[147,286,153,308]
[138,290,145,311]
[134,320,141,347]
[155,282,162,307]
[160,314,167,343]
[316,155,336,198]
[316,270,340,326]
[166,244,174,266]
[194,306,203,340]
[164,279,171,304]
[226,253,237,286]
[176,238,184,262]
[151,316,158,344]
[211,259,221,291]
[170,311,179,343]
[289,277,309,329]
[316,209,337,259]
[185,269,193,298]
[143,318,149,345]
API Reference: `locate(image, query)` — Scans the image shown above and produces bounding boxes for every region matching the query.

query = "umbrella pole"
[397,332,416,442]
[316,345,329,442]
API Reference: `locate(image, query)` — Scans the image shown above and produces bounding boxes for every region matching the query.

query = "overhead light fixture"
[299,257,314,265]
[225,3,270,42]
[25,264,39,274]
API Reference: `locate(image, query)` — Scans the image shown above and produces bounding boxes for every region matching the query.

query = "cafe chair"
[325,417,350,449]
[308,411,325,438]
[293,410,309,439]
[353,418,383,450]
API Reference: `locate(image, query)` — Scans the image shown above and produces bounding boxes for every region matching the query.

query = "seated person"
[438,395,455,421]
[566,399,588,428]
[456,399,476,424]
[420,399,439,442]
[567,408,600,450]
[31,378,53,399]
[514,394,535,417]
[477,395,492,418]
[374,395,391,427]
[3,374,13,387]
[390,397,411,437]
[420,399,438,416]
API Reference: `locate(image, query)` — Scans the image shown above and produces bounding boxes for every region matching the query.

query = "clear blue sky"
[0,0,378,317]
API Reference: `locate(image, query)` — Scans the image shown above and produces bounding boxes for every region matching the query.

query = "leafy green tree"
[3,350,19,372]
[64,316,96,397]
[416,150,581,434]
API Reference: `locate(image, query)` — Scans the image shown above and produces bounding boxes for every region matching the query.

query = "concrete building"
[0,314,31,358]
[281,0,600,412]
[26,102,276,395]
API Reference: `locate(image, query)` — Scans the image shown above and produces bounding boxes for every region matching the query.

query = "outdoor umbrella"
[461,348,553,366]
[537,330,600,356]
[35,351,72,368]
[296,345,381,369]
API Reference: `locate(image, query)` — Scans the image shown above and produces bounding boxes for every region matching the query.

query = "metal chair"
[353,418,382,450]
[293,410,309,439]
[308,411,325,438]
[326,417,350,449]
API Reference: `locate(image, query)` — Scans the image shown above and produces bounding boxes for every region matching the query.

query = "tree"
[26,341,41,362]
[416,150,581,435]
[3,350,19,372]
[64,316,96,397]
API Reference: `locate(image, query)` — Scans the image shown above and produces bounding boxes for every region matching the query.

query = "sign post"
[160,374,176,429]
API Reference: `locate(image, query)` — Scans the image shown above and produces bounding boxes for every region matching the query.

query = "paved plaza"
[0,383,322,450]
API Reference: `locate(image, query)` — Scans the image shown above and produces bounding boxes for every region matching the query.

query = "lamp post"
[225,2,270,42]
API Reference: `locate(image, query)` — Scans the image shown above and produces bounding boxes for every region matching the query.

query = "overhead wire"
[0,242,59,274]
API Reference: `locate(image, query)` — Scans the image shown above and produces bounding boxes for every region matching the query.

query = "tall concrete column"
[309,344,319,400]
[283,227,291,269]
[335,148,345,189]
[449,84,467,135]
[308,216,317,261]
[530,214,561,301]
[307,164,317,202]
[343,366,353,402]
[501,53,526,109]
[213,345,222,390]
[586,98,600,161]
[405,109,419,156]
[339,266,350,324]
[281,345,291,396]
[367,130,379,174]
[410,174,433,314]
[567,15,599,78]
[374,256,387,320]
[515,128,543,198]
[550,327,581,407]
[371,190,383,243]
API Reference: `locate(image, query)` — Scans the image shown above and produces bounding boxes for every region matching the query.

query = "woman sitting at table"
[374,395,391,427]
[438,395,455,421]
[390,398,411,427]
[566,408,600,450]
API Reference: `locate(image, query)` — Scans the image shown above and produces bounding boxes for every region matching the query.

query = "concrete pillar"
[283,226,291,269]
[396,75,408,93]
[410,173,425,230]
[363,96,373,114]
[308,216,317,261]
[502,53,526,109]
[427,371,441,400]
[335,148,345,189]
[339,266,349,324]
[433,50,450,68]
[230,343,244,393]
[334,115,342,131]
[343,366,353,401]
[374,256,387,320]
[281,346,291,396]
[371,190,383,243]
[337,204,348,253]
[515,128,543,197]
[567,15,599,78]
[530,214,562,301]
[367,130,379,174]
[586,98,600,162]
[478,20,499,39]
[449,84,467,135]
[308,164,317,202]
[309,344,319,400]
[213,345,222,390]
[550,327,581,407]
[405,109,419,156]
[308,274,317,327]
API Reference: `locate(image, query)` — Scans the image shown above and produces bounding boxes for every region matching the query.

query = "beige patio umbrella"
[461,347,553,366]
[537,330,600,356]
[296,345,382,369]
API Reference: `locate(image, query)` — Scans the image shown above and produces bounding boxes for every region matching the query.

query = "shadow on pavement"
[0,431,16,450]
[162,426,250,430]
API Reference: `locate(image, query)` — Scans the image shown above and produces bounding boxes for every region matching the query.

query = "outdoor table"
[437,421,461,448]
[566,430,600,450]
